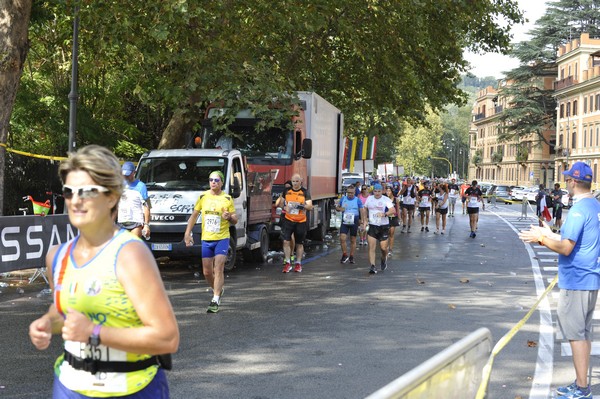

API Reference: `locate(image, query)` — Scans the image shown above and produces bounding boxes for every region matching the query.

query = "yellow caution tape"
[475,274,558,399]
[0,143,67,161]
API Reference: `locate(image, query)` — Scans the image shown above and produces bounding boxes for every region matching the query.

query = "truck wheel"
[250,226,269,263]
[224,236,237,272]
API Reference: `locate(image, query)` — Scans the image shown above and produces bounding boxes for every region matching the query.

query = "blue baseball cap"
[373,183,383,191]
[122,161,136,177]
[563,162,593,182]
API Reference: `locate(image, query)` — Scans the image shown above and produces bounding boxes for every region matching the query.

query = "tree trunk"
[0,0,32,215]
[158,108,201,150]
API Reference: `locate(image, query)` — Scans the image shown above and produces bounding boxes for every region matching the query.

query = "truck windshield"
[201,123,294,165]
[137,156,228,191]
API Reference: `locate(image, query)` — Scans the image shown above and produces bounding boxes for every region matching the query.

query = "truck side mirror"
[230,172,242,198]
[300,138,312,159]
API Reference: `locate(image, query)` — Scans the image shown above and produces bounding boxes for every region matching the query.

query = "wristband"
[538,235,545,246]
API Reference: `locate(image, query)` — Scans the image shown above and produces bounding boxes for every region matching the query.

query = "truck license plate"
[151,243,172,251]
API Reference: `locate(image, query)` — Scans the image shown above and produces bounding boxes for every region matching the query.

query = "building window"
[572,131,576,149]
[597,127,599,147]
[596,94,600,111]
[559,134,563,147]
[573,100,578,116]
[567,102,571,116]
[584,97,588,114]
[560,104,564,118]
[591,95,594,111]
[584,129,587,147]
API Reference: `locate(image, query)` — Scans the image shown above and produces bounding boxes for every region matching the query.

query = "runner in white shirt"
[363,184,395,274]
[465,180,483,238]
[447,178,460,217]
[399,177,417,233]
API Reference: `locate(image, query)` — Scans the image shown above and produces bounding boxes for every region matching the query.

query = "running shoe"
[560,384,592,398]
[369,265,377,274]
[340,254,349,264]
[421,226,424,232]
[425,226,429,232]
[472,232,476,238]
[435,229,439,234]
[407,227,411,233]
[349,256,355,264]
[401,225,406,233]
[282,262,292,273]
[293,263,302,272]
[556,381,577,396]
[380,260,387,271]
[441,230,445,235]
[207,300,219,313]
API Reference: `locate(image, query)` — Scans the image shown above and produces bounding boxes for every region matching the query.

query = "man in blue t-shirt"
[519,162,600,398]
[336,188,366,264]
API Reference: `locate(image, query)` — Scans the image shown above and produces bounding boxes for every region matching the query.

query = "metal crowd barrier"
[365,328,492,399]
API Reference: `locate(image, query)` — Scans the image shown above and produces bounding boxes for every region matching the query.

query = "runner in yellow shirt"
[185,171,237,313]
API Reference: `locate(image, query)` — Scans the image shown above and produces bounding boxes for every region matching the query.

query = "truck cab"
[136,148,273,270]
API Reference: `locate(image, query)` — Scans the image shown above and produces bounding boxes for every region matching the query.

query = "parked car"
[487,184,512,203]
[525,188,540,204]
[479,182,493,195]
[510,186,534,201]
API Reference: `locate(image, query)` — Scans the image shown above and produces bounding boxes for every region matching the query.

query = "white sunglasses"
[62,185,110,200]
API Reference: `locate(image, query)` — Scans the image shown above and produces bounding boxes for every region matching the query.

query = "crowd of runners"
[335,176,485,274]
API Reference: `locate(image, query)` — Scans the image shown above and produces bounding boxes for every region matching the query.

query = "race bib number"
[469,196,479,205]
[204,214,221,233]
[369,212,384,225]
[450,189,456,195]
[420,197,430,207]
[60,340,128,393]
[288,202,303,215]
[342,213,355,225]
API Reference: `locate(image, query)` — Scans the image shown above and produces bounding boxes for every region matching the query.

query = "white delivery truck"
[136,148,274,271]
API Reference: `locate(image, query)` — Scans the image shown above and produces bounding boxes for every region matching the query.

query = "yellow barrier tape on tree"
[0,143,67,161]
[475,274,558,399]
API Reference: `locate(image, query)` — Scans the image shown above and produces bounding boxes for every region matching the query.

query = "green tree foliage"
[395,109,443,176]
[9,0,524,157]
[499,0,600,145]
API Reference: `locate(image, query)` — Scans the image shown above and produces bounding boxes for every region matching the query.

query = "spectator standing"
[435,183,449,234]
[519,162,600,399]
[535,184,547,227]
[447,178,460,217]
[120,161,151,239]
[364,183,396,274]
[465,180,483,238]
[279,174,314,273]
[184,171,238,313]
[551,182,564,232]
[357,185,370,245]
[28,145,179,398]
[336,187,366,264]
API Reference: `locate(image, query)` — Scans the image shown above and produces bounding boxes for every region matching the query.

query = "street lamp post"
[68,5,80,154]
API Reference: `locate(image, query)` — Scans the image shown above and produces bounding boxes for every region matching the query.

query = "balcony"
[474,112,485,121]
[554,75,578,90]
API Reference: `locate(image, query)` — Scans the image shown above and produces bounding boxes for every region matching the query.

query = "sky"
[463,0,550,79]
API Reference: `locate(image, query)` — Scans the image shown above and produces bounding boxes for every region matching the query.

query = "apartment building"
[468,78,555,188]
[469,32,600,189]
[554,32,600,189]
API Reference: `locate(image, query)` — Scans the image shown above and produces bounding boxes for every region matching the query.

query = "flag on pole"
[368,136,377,159]
[540,194,552,222]
[348,137,358,171]
[355,136,368,160]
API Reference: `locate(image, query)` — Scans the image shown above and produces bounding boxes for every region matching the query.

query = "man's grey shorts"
[557,289,598,341]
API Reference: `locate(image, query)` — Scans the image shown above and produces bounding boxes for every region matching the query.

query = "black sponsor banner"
[0,214,76,273]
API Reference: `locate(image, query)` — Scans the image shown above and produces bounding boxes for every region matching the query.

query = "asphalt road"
[0,203,593,398]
